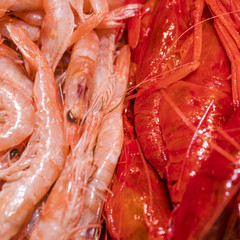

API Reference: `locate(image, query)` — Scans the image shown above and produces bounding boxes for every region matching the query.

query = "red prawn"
[104,112,171,240]
[133,0,233,205]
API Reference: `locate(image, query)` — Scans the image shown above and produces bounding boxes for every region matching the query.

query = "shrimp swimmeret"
[0,24,66,240]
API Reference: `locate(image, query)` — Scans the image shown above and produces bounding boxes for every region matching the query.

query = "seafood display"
[0,0,239,239]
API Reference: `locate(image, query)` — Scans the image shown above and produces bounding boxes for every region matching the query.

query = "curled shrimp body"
[0,25,66,240]
[9,0,43,12]
[40,0,74,71]
[74,45,130,239]
[0,81,35,152]
[64,30,99,146]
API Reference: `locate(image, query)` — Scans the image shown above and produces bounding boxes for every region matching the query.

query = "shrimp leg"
[0,24,66,239]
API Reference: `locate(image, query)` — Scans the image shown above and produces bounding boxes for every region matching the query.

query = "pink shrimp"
[64,30,99,147]
[40,0,74,71]
[0,42,34,151]
[0,24,66,239]
[30,112,101,240]
[172,108,240,239]
[73,45,130,239]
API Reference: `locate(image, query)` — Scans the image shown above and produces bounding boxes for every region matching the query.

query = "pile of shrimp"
[0,0,141,239]
[2,0,240,239]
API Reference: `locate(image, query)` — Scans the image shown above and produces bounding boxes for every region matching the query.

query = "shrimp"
[0,15,40,42]
[30,112,101,240]
[0,81,34,152]
[0,24,66,239]
[64,30,99,147]
[30,32,117,240]
[40,0,74,71]
[172,108,240,239]
[104,114,171,240]
[88,32,115,110]
[205,0,240,109]
[0,43,34,152]
[73,45,130,239]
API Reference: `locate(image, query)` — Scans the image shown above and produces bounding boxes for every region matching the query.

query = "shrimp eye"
[10,149,20,160]
[67,110,78,123]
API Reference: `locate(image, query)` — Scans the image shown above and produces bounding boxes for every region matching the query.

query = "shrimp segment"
[0,25,66,239]
[40,0,74,71]
[0,81,35,152]
[74,45,130,239]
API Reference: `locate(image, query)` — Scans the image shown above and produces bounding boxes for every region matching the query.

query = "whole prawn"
[30,32,117,240]
[172,108,240,239]
[104,103,171,240]
[0,24,66,239]
[133,0,234,206]
[64,30,99,147]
